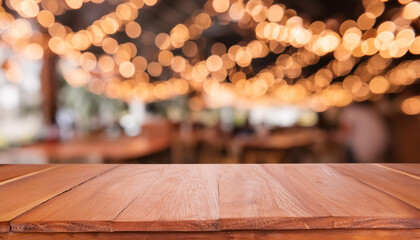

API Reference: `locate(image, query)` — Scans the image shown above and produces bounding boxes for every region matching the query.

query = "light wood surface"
[264,164,420,229]
[12,165,219,232]
[217,164,332,230]
[0,165,117,232]
[219,164,420,230]
[330,164,420,209]
[0,165,53,184]
[113,165,219,231]
[381,164,420,177]
[0,164,419,239]
[0,164,54,232]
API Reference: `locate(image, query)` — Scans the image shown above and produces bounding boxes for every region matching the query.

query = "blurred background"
[0,0,419,164]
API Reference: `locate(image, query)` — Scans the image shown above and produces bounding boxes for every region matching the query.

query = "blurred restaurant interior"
[0,0,419,165]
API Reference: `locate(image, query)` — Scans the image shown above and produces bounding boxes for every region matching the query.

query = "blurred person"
[337,103,390,163]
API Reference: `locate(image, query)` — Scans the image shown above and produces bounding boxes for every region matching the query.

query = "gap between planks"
[8,165,121,232]
[329,165,420,212]
[0,166,59,187]
[375,164,420,181]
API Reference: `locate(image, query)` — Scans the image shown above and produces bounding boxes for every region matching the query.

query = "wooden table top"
[0,164,419,239]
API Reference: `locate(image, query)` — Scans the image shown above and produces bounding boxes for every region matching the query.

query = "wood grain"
[113,165,219,231]
[0,165,117,233]
[1,229,420,240]
[2,164,420,236]
[330,164,420,209]
[218,164,420,230]
[12,165,219,232]
[0,165,54,184]
[263,164,420,229]
[217,164,333,230]
[380,164,420,178]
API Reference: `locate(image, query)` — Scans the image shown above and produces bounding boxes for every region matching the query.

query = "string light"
[0,0,419,112]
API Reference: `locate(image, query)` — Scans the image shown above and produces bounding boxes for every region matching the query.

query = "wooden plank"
[11,165,165,232]
[380,164,420,178]
[113,165,219,231]
[329,164,420,209]
[263,164,420,229]
[217,164,333,230]
[1,229,420,240]
[0,165,55,184]
[12,165,219,232]
[0,165,117,233]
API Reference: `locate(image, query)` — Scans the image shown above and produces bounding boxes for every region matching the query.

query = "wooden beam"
[40,51,57,126]
[1,229,420,240]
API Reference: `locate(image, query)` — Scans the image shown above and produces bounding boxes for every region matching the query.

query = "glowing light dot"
[212,0,230,13]
[126,22,142,38]
[119,61,135,78]
[401,96,420,115]
[37,10,55,28]
[251,5,268,22]
[158,50,174,66]
[206,55,223,72]
[20,0,39,18]
[267,5,284,22]
[369,76,389,94]
[171,56,187,73]
[402,2,420,19]
[98,55,115,72]
[357,12,376,30]
[65,0,83,9]
[147,62,162,77]
[25,43,44,60]
[102,38,118,54]
[155,33,171,50]
[409,36,420,54]
[144,0,157,6]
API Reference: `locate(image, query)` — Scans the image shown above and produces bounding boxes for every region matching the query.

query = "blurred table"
[0,164,419,239]
[174,127,327,163]
[236,128,326,149]
[13,135,170,164]
[0,121,172,164]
